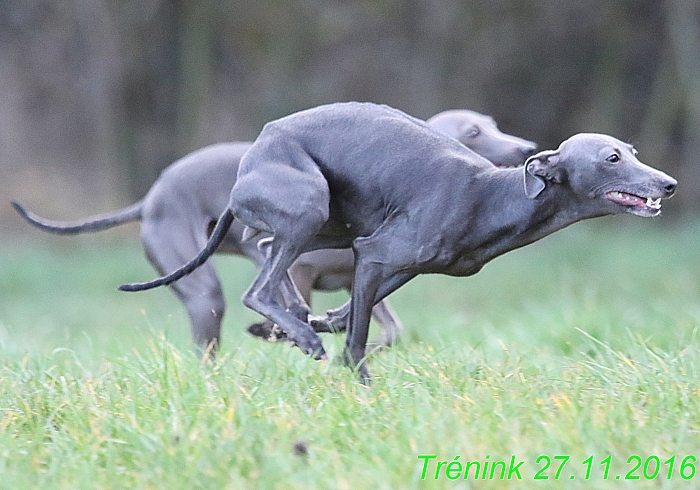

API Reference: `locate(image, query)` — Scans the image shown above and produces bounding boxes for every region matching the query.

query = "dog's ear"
[523,149,561,199]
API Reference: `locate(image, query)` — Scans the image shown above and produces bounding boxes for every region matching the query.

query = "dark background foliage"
[1,0,698,233]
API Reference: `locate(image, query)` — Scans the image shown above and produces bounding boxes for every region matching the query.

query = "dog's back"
[233,102,492,237]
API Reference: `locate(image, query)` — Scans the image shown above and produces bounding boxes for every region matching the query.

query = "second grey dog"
[425,110,533,167]
[120,102,677,382]
[13,109,536,352]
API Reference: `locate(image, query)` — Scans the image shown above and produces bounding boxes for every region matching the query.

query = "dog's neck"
[454,166,601,271]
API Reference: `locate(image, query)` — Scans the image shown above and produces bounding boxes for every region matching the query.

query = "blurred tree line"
[1,0,698,232]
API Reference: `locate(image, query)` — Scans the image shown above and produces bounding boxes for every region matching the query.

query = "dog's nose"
[520,143,538,157]
[662,178,677,197]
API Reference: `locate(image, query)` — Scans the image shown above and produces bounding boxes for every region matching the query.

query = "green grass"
[1,218,699,488]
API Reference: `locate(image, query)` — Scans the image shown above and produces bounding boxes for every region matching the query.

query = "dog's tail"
[119,208,235,292]
[11,201,142,235]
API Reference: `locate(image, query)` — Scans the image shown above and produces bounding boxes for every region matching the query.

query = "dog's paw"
[294,333,326,360]
[246,321,288,342]
[309,316,332,333]
[309,315,346,334]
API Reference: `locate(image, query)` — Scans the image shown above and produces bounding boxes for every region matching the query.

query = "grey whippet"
[13,109,536,352]
[119,102,677,382]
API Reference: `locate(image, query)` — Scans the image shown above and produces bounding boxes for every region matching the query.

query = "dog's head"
[523,133,677,217]
[427,110,537,167]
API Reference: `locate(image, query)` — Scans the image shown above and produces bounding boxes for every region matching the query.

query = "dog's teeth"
[646,197,661,208]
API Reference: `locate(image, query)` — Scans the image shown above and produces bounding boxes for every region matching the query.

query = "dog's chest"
[409,233,481,277]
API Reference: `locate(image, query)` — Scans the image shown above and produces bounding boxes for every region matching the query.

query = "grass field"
[1,218,699,489]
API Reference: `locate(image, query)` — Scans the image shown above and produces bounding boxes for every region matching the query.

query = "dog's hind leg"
[311,273,413,340]
[245,237,314,342]
[256,236,311,321]
[368,300,404,348]
[242,237,326,359]
[233,144,332,356]
[244,269,312,342]
[141,220,225,354]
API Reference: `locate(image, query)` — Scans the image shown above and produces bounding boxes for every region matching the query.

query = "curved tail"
[119,208,235,292]
[12,201,142,235]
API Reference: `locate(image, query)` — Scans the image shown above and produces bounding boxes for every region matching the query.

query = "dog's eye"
[465,126,480,138]
[606,154,620,163]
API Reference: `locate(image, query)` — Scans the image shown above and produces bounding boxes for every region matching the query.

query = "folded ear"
[523,149,561,199]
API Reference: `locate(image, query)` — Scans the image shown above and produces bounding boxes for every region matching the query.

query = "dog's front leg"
[344,233,417,383]
[344,262,381,384]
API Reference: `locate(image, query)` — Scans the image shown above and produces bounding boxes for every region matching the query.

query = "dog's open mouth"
[605,191,662,217]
